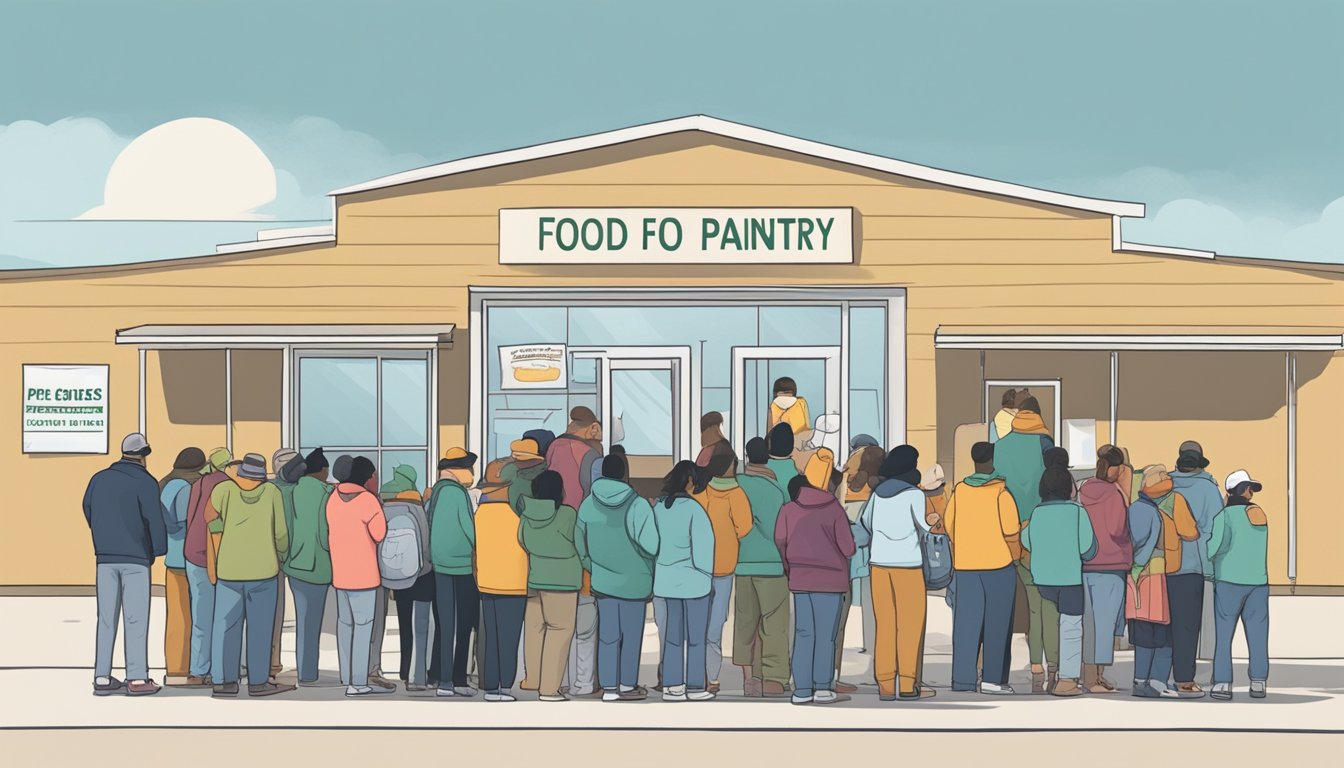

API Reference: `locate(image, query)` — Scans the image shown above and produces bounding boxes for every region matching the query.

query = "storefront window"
[849,305,887,449]
[610,368,674,455]
[298,357,376,447]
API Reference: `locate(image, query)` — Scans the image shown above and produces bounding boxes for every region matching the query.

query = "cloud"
[1124,195,1344,262]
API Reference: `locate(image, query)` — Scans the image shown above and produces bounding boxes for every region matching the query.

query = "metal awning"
[115,323,455,348]
[935,325,1344,351]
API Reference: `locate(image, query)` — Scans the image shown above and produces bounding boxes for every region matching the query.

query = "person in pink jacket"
[775,475,856,706]
[1077,445,1134,694]
[325,456,390,697]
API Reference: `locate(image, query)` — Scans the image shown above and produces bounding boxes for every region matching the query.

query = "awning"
[115,323,455,348]
[935,325,1344,352]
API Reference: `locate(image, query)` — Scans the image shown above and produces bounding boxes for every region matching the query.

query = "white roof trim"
[935,330,1344,352]
[1120,240,1217,259]
[257,224,334,241]
[328,115,1145,217]
[215,234,335,254]
[116,323,454,348]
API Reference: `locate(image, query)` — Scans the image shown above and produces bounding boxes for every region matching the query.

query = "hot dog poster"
[499,344,568,389]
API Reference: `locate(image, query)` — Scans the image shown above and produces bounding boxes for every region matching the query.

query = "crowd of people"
[81,380,1272,703]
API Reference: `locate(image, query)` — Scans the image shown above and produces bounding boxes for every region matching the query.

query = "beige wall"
[2,131,1341,586]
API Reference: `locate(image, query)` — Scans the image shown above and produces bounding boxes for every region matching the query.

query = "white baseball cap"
[1224,469,1263,493]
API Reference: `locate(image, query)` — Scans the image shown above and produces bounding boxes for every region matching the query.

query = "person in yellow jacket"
[692,443,754,694]
[767,377,811,442]
[473,490,530,702]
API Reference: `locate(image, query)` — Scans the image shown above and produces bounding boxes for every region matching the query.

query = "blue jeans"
[791,591,844,698]
[1082,571,1126,666]
[336,588,377,688]
[185,562,215,678]
[212,577,279,687]
[1213,582,1270,684]
[481,594,526,692]
[95,563,151,681]
[706,574,734,684]
[596,595,647,690]
[288,576,329,683]
[950,565,1016,689]
[661,595,711,690]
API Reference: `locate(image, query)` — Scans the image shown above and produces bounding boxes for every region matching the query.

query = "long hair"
[660,460,707,508]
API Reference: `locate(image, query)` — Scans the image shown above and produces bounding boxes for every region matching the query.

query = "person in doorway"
[326,456,392,697]
[1168,441,1222,697]
[428,447,480,697]
[208,453,294,698]
[1127,464,1198,698]
[1020,466,1096,697]
[766,423,800,498]
[943,442,1020,695]
[284,447,333,687]
[995,395,1057,693]
[182,447,232,687]
[691,443,754,694]
[546,406,603,510]
[767,376,811,442]
[503,437,549,511]
[474,463,531,702]
[696,411,728,467]
[841,435,883,660]
[1208,470,1270,700]
[860,445,935,700]
[266,448,304,681]
[84,433,168,697]
[988,388,1019,443]
[518,470,582,702]
[653,460,717,702]
[160,446,207,687]
[1078,445,1132,694]
[735,438,792,698]
[577,452,659,701]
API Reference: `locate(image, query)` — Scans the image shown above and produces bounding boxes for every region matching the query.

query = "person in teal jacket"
[1208,469,1270,700]
[653,460,717,701]
[576,454,658,701]
[517,471,581,701]
[427,451,479,697]
[734,437,791,697]
[766,424,800,497]
[278,449,331,686]
[1021,466,1096,696]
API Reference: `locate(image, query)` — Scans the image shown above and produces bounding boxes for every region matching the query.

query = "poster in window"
[499,344,567,389]
[22,364,110,454]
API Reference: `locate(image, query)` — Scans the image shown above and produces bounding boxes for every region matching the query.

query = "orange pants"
[871,565,927,696]
[164,567,191,677]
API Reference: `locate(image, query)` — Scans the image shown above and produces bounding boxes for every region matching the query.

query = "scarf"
[708,477,739,491]
[1010,411,1051,436]
[744,463,776,481]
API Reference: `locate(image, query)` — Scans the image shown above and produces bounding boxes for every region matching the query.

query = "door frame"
[984,378,1062,441]
[731,345,842,460]
[570,345,693,462]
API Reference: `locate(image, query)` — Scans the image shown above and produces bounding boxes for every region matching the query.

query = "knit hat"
[569,406,599,427]
[172,447,208,472]
[803,448,835,490]
[438,447,477,471]
[302,447,329,474]
[849,433,879,451]
[201,447,232,475]
[880,445,920,482]
[272,448,301,475]
[331,454,354,484]
[523,429,556,456]
[767,423,794,458]
[511,438,543,461]
[1141,464,1171,490]
[745,436,770,466]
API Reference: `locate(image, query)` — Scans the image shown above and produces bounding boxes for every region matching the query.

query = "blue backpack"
[904,490,953,589]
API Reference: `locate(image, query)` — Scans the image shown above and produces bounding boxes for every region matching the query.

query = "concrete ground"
[2,593,1342,763]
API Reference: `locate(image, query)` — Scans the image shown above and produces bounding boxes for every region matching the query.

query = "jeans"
[369,587,387,676]
[481,594,526,691]
[1213,582,1270,684]
[951,565,1016,690]
[289,577,329,683]
[212,577,279,687]
[596,596,647,690]
[1135,645,1173,684]
[336,588,377,687]
[1167,573,1205,684]
[435,573,481,687]
[1016,562,1059,668]
[1038,585,1084,680]
[565,594,598,694]
[394,581,443,685]
[731,575,790,686]
[661,595,711,690]
[95,563,151,681]
[791,592,844,698]
[185,562,215,678]
[1081,572,1125,666]
[705,575,734,684]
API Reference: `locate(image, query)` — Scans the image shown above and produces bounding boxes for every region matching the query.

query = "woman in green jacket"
[517,470,581,701]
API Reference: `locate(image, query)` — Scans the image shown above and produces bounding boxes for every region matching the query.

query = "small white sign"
[1063,419,1097,469]
[500,207,854,264]
[22,364,110,454]
[499,344,567,389]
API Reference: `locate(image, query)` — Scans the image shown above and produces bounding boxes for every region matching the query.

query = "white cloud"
[1124,195,1344,262]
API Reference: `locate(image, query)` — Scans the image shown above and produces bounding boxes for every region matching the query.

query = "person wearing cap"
[518,470,583,701]
[1078,445,1133,694]
[181,446,232,684]
[767,376,811,442]
[546,406,604,510]
[943,442,1021,695]
[1168,440,1223,695]
[859,445,934,700]
[1208,470,1270,700]
[326,456,392,696]
[988,388,1019,443]
[766,423,801,498]
[379,463,422,502]
[692,442,754,695]
[427,447,481,697]
[734,437,792,698]
[696,411,728,467]
[283,447,334,686]
[841,435,884,658]
[207,453,293,698]
[158,447,207,687]
[83,433,168,697]
[265,448,304,681]
[994,395,1057,693]
[502,437,549,512]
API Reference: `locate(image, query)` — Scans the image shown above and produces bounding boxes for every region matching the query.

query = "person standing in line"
[159,447,207,687]
[653,461,717,702]
[988,388,1019,443]
[427,448,480,697]
[776,475,857,706]
[208,453,294,698]
[474,464,531,702]
[577,452,659,702]
[766,423,800,498]
[182,447,232,687]
[503,437,549,512]
[1127,464,1198,698]
[994,396,1057,693]
[518,470,582,702]
[767,376,811,443]
[284,448,333,687]
[382,465,436,692]
[1208,470,1271,700]
[735,437,793,698]
[1077,445,1132,694]
[546,406,604,510]
[266,448,304,681]
[326,456,392,697]
[860,445,935,701]
[696,411,728,466]
[692,443,754,695]
[943,442,1021,695]
[84,433,167,697]
[1168,441,1222,697]
[841,435,883,661]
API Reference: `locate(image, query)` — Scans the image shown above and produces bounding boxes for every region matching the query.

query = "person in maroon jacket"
[182,446,232,685]
[545,406,604,509]
[1077,444,1134,694]
[775,475,856,706]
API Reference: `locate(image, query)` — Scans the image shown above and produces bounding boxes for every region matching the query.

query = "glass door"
[732,346,842,459]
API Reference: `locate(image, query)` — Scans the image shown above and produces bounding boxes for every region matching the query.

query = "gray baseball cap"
[120,432,151,457]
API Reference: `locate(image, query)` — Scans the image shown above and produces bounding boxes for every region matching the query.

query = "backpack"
[903,487,953,590]
[379,499,428,589]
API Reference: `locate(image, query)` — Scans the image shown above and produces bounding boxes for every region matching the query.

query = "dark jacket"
[82,459,168,566]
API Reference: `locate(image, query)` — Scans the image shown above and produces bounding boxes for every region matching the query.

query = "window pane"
[486,393,568,463]
[849,306,887,448]
[299,358,376,448]
[381,450,428,495]
[759,306,840,347]
[381,358,428,446]
[611,369,673,456]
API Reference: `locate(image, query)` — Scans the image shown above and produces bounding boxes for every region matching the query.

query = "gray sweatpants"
[565,594,598,694]
[95,563,151,681]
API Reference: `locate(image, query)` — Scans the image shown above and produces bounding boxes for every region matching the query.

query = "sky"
[2,0,1342,268]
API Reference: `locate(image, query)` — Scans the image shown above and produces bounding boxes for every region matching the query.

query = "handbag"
[1125,565,1169,624]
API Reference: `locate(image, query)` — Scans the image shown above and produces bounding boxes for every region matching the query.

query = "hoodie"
[943,474,1020,571]
[692,478,754,576]
[474,501,529,595]
[775,486,856,593]
[284,475,333,585]
[576,478,659,599]
[994,419,1053,523]
[517,496,581,591]
[184,469,229,568]
[82,460,168,567]
[1170,470,1223,578]
[652,494,716,599]
[1078,478,1132,572]
[325,482,387,591]
[208,479,289,582]
[735,474,787,577]
[766,457,800,498]
[1020,500,1096,587]
[501,458,547,512]
[379,464,419,500]
[427,477,476,576]
[859,478,930,568]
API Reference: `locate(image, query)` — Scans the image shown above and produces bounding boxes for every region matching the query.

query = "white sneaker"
[345,685,373,696]
[662,685,688,702]
[980,682,1015,695]
[453,685,479,698]
[602,691,623,702]
[1211,682,1232,700]
[791,693,814,705]
[436,686,458,697]
[484,690,516,702]
[1249,681,1267,699]
[539,694,568,702]
[1148,680,1180,699]
[687,689,716,701]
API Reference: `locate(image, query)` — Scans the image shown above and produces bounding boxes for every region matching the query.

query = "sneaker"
[1050,679,1082,697]
[368,676,397,691]
[248,682,295,697]
[93,676,125,697]
[980,682,1015,695]
[834,680,859,694]
[539,693,569,702]
[1149,680,1180,699]
[1176,682,1205,699]
[345,685,375,696]
[813,690,851,705]
[436,685,459,697]
[452,685,478,698]
[662,685,688,702]
[1249,681,1267,699]
[707,681,720,694]
[762,680,791,698]
[406,683,430,692]
[1133,680,1178,699]
[127,679,162,697]
[743,676,763,698]
[484,690,517,702]
[900,686,937,700]
[687,689,716,701]
[1211,683,1233,700]
[212,682,240,698]
[791,693,814,705]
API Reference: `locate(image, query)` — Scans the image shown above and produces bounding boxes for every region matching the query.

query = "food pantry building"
[3,115,1343,591]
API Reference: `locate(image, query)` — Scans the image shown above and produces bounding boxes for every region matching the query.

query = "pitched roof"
[328,115,1145,217]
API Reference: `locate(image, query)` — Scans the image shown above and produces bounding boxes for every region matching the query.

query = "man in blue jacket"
[83,432,168,696]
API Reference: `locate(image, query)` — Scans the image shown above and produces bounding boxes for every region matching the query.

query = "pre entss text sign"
[499,208,854,264]
[22,364,110,454]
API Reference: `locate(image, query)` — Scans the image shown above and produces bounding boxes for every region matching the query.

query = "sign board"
[22,364,110,454]
[500,207,854,264]
[499,344,567,389]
